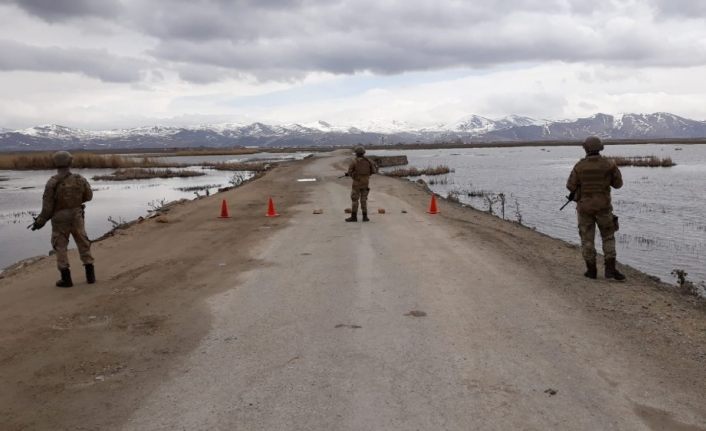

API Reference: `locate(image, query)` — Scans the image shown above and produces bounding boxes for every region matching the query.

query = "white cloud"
[1,1,706,128]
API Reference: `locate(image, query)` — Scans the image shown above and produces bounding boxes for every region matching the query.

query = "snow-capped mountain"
[481,113,706,141]
[1,112,705,151]
[451,115,497,134]
[449,114,547,134]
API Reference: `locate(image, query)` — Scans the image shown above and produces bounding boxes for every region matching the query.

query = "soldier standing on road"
[566,136,626,281]
[31,151,96,288]
[345,146,378,222]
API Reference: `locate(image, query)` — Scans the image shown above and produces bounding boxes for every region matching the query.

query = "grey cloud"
[1,0,122,21]
[4,0,706,83]
[130,0,575,42]
[127,0,706,82]
[651,0,706,17]
[0,40,149,82]
[151,13,703,82]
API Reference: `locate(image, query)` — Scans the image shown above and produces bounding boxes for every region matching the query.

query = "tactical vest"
[575,157,613,196]
[354,157,374,176]
[54,174,87,211]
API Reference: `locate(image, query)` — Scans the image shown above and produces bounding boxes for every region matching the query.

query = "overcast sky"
[1,0,706,130]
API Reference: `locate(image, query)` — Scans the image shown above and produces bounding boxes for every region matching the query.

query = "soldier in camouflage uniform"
[345,146,378,222]
[566,136,625,281]
[31,151,95,287]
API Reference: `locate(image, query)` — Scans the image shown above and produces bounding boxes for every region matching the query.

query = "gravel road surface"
[1,151,705,431]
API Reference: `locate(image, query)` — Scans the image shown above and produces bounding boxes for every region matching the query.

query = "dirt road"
[1,151,705,430]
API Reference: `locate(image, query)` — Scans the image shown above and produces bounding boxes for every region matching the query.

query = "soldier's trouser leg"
[577,212,597,264]
[51,223,71,270]
[360,187,370,213]
[351,188,361,214]
[595,210,617,260]
[71,211,94,265]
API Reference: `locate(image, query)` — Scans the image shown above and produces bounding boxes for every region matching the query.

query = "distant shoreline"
[365,138,706,151]
[1,137,704,156]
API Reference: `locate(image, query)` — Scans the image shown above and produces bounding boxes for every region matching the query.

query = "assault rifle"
[337,172,350,179]
[559,191,576,211]
[27,216,38,230]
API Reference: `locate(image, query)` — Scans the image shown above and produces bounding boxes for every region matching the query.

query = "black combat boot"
[345,213,358,222]
[584,261,597,279]
[605,258,626,281]
[362,212,370,222]
[85,264,96,284]
[56,268,73,288]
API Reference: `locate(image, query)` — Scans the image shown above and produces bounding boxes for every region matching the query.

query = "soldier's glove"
[567,191,576,201]
[344,172,350,177]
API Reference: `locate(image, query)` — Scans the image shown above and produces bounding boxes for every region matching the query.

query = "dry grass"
[607,156,676,167]
[153,148,260,157]
[368,155,408,167]
[0,153,172,170]
[384,165,452,177]
[466,189,495,198]
[92,168,205,181]
[427,176,450,185]
[203,161,269,172]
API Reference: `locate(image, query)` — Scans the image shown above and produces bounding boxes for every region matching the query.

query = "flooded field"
[0,152,310,270]
[371,144,706,288]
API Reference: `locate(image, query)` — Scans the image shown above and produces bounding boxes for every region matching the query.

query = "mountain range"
[1,112,705,151]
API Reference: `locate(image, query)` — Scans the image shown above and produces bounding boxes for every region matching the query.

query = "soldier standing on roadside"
[31,151,96,288]
[345,146,378,222]
[566,136,625,281]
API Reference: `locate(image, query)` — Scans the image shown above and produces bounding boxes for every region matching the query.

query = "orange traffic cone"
[427,195,439,214]
[266,197,280,217]
[219,199,231,218]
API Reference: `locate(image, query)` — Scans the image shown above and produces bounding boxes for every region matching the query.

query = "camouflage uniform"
[347,152,377,220]
[32,151,95,287]
[36,170,94,270]
[566,137,624,279]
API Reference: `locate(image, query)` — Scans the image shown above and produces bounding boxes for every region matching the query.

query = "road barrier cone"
[266,197,280,217]
[219,199,231,218]
[427,195,440,214]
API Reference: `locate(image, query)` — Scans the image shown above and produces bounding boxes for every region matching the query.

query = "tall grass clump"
[671,269,706,297]
[607,156,675,167]
[384,165,452,177]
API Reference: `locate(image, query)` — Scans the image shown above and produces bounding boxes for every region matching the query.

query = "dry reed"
[158,148,259,157]
[92,168,205,181]
[0,153,171,170]
[203,161,269,172]
[368,155,408,168]
[607,156,675,167]
[384,165,452,177]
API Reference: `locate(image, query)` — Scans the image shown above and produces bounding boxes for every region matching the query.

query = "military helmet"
[582,136,604,153]
[52,151,73,168]
[354,146,365,156]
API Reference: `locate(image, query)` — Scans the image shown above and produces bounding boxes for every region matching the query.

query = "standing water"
[370,144,706,287]
[0,152,311,271]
